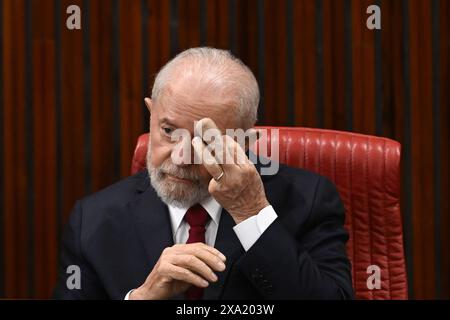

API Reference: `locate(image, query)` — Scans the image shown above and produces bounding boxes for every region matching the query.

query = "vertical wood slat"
[293,0,317,127]
[90,0,115,193]
[380,0,403,141]
[2,0,28,298]
[119,0,144,178]
[351,0,375,134]
[409,0,435,299]
[439,0,450,300]
[234,0,258,74]
[31,0,57,298]
[0,0,4,297]
[146,0,171,85]
[431,0,442,298]
[263,0,287,125]
[322,0,346,131]
[178,0,201,51]
[60,0,85,227]
[206,0,229,49]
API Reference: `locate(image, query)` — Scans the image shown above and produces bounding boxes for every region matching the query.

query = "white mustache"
[157,161,202,182]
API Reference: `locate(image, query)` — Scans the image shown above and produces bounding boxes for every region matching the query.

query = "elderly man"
[53,47,353,300]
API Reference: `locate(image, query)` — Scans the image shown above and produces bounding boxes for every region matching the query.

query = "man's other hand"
[129,243,226,300]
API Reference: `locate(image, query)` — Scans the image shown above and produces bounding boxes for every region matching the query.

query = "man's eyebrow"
[159,117,178,127]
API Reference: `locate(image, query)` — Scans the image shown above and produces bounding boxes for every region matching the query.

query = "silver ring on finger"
[214,171,224,182]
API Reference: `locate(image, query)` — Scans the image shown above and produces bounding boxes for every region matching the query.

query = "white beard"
[146,147,210,208]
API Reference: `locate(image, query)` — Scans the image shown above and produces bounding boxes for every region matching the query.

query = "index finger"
[193,243,227,262]
[195,118,230,165]
[194,117,221,139]
[192,136,224,180]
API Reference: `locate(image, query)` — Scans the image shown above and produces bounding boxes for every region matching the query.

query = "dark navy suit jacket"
[53,163,354,299]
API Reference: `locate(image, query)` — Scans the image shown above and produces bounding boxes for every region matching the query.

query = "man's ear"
[145,98,152,131]
[144,97,152,113]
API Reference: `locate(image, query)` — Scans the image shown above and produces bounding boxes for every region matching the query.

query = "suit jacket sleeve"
[235,176,354,299]
[52,201,108,299]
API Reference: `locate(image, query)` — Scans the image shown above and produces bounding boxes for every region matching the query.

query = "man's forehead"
[155,102,234,131]
[155,91,237,130]
[160,81,233,106]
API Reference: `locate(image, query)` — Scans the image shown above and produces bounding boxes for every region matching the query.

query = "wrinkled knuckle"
[181,269,190,277]
[160,254,171,264]
[194,246,204,255]
[159,261,169,272]
[188,255,197,265]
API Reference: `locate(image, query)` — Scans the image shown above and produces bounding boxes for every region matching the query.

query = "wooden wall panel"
[438,0,449,300]
[409,0,435,299]
[2,0,28,298]
[119,0,145,177]
[90,0,117,192]
[178,0,201,50]
[263,0,288,125]
[206,0,230,49]
[323,0,347,130]
[0,0,449,299]
[31,0,58,298]
[145,0,170,88]
[235,0,259,74]
[59,0,85,228]
[293,0,317,127]
[351,0,376,134]
[379,0,403,141]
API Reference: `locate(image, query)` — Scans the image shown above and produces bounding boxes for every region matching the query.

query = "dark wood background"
[0,0,449,299]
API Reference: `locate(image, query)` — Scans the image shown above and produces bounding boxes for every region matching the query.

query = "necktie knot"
[185,204,210,228]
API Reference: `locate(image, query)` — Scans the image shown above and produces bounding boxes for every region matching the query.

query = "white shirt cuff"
[233,205,277,251]
[124,289,134,300]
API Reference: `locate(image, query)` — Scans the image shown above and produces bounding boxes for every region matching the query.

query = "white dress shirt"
[124,198,277,299]
[169,196,222,247]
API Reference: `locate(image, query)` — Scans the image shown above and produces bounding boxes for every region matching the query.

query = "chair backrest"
[131,126,408,299]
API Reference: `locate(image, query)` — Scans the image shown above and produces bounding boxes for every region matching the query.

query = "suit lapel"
[203,209,244,300]
[128,176,174,269]
[130,186,191,301]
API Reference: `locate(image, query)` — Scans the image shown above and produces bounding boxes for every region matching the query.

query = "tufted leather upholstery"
[130,127,408,299]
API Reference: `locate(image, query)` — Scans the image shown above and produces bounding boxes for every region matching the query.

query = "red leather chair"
[131,127,408,299]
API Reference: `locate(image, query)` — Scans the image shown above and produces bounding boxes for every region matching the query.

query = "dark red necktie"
[184,204,210,300]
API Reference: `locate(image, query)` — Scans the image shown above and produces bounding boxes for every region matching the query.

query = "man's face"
[146,83,237,208]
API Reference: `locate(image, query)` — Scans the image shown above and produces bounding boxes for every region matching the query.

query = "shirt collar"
[167,197,222,234]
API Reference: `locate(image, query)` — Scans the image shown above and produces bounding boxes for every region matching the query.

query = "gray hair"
[151,47,259,129]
